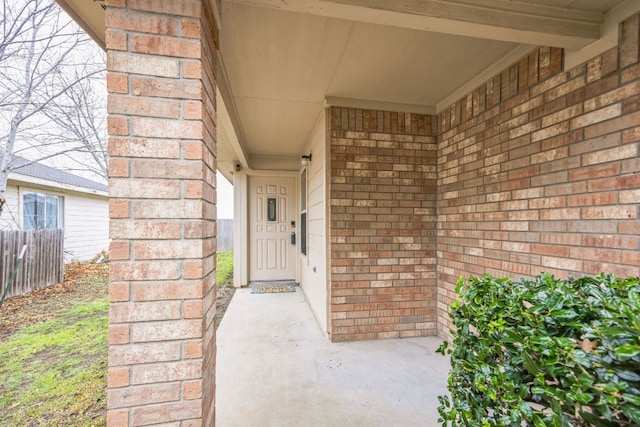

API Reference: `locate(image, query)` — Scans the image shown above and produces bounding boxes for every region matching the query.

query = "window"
[267,198,277,221]
[300,168,307,256]
[23,192,63,230]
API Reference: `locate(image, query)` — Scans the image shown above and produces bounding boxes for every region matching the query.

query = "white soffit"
[220,2,524,158]
[55,0,106,49]
[325,21,517,107]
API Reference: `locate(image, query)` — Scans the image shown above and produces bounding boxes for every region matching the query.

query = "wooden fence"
[0,229,64,299]
[218,219,234,252]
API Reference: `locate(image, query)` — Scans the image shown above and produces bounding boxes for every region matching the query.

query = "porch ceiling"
[218,0,631,176]
[56,0,636,180]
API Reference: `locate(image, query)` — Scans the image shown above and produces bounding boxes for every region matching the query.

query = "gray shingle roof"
[9,156,108,193]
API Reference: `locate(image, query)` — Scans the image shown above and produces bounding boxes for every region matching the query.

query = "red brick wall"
[329,107,438,341]
[105,0,218,425]
[436,15,640,336]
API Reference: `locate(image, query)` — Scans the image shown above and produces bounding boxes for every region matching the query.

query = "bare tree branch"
[0,0,106,219]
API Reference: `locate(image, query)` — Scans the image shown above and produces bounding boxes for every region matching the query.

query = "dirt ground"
[216,285,236,327]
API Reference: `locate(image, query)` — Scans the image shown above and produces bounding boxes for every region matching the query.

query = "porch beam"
[565,0,640,70]
[325,96,436,115]
[226,0,602,49]
[217,56,252,171]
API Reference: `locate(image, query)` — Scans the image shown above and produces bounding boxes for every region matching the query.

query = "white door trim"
[245,169,299,177]
[233,171,248,288]
[234,170,299,287]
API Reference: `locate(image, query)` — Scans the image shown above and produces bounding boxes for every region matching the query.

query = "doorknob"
[290,232,296,245]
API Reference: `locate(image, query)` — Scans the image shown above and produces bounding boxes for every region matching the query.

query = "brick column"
[105,1,218,425]
[329,107,438,342]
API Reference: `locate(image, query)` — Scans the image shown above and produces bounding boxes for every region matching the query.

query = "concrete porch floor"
[215,288,451,426]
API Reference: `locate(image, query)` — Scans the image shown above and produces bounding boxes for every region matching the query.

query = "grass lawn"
[0,263,108,426]
[0,252,235,426]
[217,251,233,285]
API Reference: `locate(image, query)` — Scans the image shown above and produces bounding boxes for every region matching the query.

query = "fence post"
[0,229,64,298]
[0,245,27,307]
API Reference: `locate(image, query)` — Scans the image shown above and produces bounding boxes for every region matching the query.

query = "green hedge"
[437,273,640,426]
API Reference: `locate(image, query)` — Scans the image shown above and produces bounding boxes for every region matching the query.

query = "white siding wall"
[300,110,328,334]
[63,192,109,260]
[1,181,108,261]
[0,185,20,229]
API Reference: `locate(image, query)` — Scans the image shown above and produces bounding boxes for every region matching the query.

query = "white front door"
[249,176,296,281]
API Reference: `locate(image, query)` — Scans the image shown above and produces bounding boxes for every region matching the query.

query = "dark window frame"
[23,191,63,230]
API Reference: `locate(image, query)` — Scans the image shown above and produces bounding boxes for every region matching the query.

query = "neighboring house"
[1,157,109,261]
[56,1,640,426]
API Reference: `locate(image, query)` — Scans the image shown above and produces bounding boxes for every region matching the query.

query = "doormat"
[251,284,296,294]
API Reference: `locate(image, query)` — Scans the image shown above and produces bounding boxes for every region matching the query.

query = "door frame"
[233,169,299,288]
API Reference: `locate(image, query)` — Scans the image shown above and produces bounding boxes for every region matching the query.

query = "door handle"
[290,232,296,245]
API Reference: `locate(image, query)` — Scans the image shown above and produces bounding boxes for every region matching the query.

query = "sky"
[217,171,234,219]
